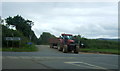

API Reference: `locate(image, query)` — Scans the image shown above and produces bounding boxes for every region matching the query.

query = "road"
[2,45,119,70]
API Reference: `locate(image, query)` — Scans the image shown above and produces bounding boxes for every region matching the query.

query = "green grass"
[2,44,38,52]
[80,48,119,55]
[79,39,119,55]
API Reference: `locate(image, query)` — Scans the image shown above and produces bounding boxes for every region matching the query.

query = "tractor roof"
[61,34,72,36]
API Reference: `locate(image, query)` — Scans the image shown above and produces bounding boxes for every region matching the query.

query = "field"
[80,48,119,54]
[80,39,119,54]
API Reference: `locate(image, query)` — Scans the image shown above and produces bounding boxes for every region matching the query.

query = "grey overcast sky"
[2,2,118,39]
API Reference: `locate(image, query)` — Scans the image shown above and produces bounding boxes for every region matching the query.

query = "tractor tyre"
[63,45,68,53]
[50,44,53,48]
[74,46,79,54]
[58,45,62,51]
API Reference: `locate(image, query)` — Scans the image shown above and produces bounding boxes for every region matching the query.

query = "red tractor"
[49,34,79,53]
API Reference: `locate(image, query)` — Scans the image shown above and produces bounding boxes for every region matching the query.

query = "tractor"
[49,34,79,53]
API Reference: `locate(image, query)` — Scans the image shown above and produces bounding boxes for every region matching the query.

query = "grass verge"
[2,44,38,52]
[80,48,119,55]
[0,48,2,51]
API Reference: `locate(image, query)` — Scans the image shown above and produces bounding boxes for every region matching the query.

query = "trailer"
[49,37,60,48]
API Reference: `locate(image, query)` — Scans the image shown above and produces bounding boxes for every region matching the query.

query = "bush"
[2,25,30,48]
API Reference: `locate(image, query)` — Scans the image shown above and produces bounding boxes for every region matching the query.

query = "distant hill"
[97,38,119,41]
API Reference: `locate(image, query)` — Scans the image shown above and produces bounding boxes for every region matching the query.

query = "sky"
[1,1,118,39]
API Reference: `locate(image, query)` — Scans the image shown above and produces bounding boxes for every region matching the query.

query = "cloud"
[2,2,118,39]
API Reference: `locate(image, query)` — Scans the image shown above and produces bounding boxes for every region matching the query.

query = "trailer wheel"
[50,44,53,48]
[74,46,79,54]
[50,44,52,48]
[63,45,68,53]
[58,45,62,51]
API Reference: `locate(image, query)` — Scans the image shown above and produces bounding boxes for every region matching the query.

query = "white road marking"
[65,62,95,69]
[64,61,107,69]
[19,56,32,59]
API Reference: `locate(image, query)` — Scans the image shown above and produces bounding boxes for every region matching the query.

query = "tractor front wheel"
[74,46,79,54]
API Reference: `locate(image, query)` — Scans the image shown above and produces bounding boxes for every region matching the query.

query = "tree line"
[1,15,56,47]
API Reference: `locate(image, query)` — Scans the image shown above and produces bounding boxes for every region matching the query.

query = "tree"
[0,17,4,25]
[5,15,38,44]
[38,32,56,44]
[2,25,29,48]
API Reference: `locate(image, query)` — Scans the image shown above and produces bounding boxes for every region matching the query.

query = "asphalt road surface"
[2,45,119,70]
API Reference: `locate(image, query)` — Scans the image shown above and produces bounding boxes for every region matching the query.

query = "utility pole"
[29,35,32,42]
[7,40,8,48]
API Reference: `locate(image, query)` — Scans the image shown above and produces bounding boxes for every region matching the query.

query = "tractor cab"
[61,34,72,39]
[61,34,74,45]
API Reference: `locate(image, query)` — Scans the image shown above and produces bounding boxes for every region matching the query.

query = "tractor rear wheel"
[63,45,68,53]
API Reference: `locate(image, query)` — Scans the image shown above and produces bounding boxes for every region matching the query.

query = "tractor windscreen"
[63,35,73,40]
[67,36,73,39]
